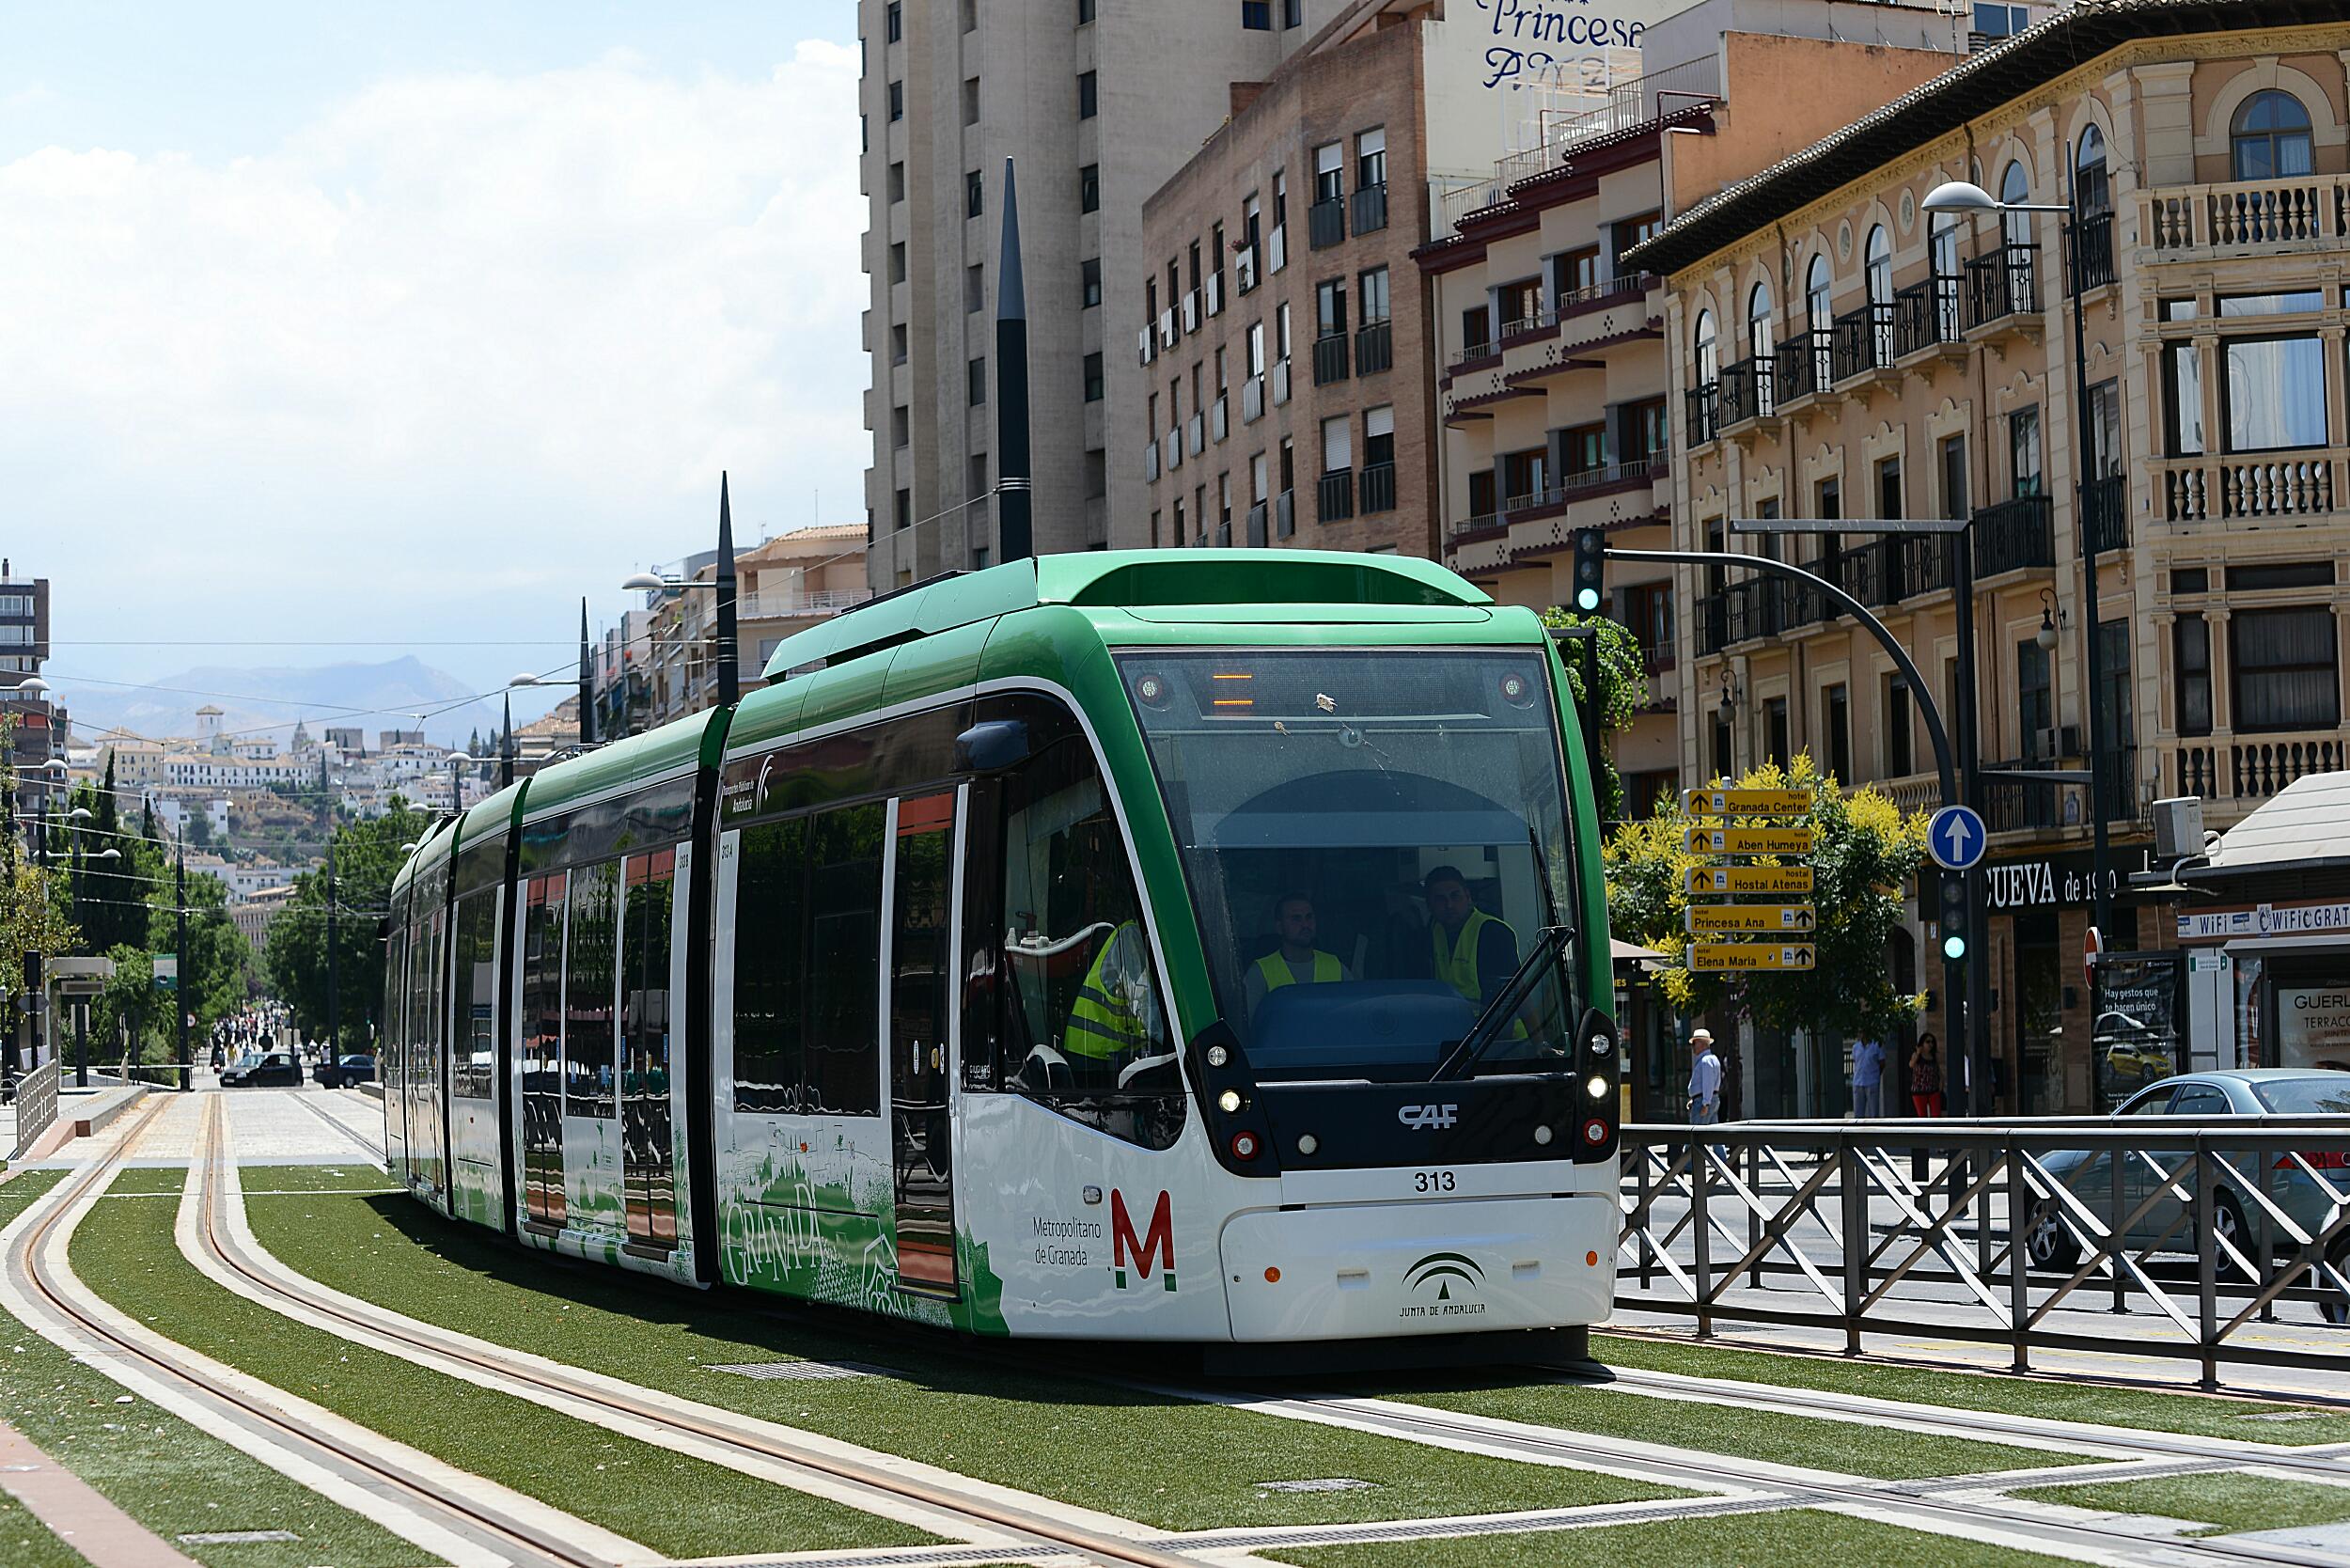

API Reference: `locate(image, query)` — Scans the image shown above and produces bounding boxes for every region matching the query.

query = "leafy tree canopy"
[1537,608,1645,820]
[264,796,431,1050]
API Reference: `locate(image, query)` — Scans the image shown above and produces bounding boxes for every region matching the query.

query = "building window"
[1764,697,1790,770]
[1972,3,2030,37]
[888,161,905,203]
[1087,448,1107,498]
[2228,560,2334,591]
[1462,304,1491,356]
[892,404,911,447]
[1081,257,1101,308]
[1558,245,1600,299]
[968,356,986,406]
[890,322,908,365]
[887,79,903,121]
[1885,674,1913,776]
[2017,639,2052,752]
[1356,127,1386,191]
[2232,91,2312,181]
[1938,434,1966,520]
[1315,277,1347,337]
[889,242,906,284]
[2076,123,2109,216]
[1321,415,1351,473]
[1083,351,1104,402]
[1079,164,1099,213]
[1692,309,1717,385]
[2232,606,2339,731]
[1823,684,1850,783]
[1242,0,1271,27]
[969,451,989,501]
[2164,340,2205,456]
[2223,335,2328,451]
[1874,455,1903,521]
[1358,265,1389,325]
[1282,0,1301,25]
[1078,0,1095,21]
[1364,404,1394,477]
[1712,715,1734,783]
[966,263,985,313]
[1077,71,1097,119]
[1559,421,1604,477]
[894,488,911,530]
[2010,406,2043,496]
[963,78,979,127]
[885,2,902,42]
[965,169,984,217]
[2175,615,2212,737]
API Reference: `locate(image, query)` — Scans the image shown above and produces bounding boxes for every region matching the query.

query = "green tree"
[1606,753,1929,1045]
[265,797,431,1050]
[1537,608,1645,820]
[93,944,164,1068]
[147,866,248,1038]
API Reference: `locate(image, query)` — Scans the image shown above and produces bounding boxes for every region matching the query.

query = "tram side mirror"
[954,719,1031,775]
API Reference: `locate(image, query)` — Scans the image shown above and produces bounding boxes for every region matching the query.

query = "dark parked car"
[316,1054,377,1090]
[219,1051,303,1088]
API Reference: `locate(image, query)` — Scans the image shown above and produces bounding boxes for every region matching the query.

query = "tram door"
[619,847,679,1255]
[886,791,960,1297]
[519,872,567,1231]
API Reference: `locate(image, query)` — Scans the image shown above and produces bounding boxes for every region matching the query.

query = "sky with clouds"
[4,2,865,729]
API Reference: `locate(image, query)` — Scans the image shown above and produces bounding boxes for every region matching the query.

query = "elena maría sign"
[1473,0,1648,90]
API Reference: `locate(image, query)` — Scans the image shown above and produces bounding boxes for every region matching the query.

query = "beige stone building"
[859,0,1362,588]
[1633,0,2350,1113]
[1420,1,1966,825]
[641,524,872,729]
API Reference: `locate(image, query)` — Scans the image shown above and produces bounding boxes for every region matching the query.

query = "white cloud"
[1,44,868,686]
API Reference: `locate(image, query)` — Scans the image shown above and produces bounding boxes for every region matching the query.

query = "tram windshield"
[1119,648,1583,1082]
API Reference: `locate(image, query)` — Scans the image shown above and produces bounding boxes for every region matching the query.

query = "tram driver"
[1422,865,1526,1038]
[1242,893,1355,1022]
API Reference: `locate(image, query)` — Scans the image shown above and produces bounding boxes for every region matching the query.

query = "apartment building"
[635,525,872,730]
[858,0,1355,588]
[1420,0,1963,824]
[1636,0,2349,1113]
[0,562,60,808]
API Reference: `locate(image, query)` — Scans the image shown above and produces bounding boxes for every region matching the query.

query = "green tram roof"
[518,708,726,821]
[457,780,526,853]
[758,551,1489,683]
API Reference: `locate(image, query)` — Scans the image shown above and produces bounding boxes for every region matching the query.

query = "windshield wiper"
[1427,923,1572,1083]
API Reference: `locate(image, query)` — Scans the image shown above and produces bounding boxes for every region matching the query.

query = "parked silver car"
[2025,1069,2349,1324]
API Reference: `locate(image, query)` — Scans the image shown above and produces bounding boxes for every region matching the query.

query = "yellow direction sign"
[1690,943,1817,973]
[1688,904,1817,934]
[1688,866,1816,897]
[1684,788,1811,817]
[1684,825,1815,855]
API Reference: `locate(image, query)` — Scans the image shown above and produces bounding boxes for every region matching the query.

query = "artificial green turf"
[231,1166,397,1193]
[1269,1507,2083,1567]
[0,1492,91,1568]
[1598,1331,2350,1445]
[0,1169,420,1568]
[2014,1471,2350,1537]
[248,1185,1684,1531]
[1393,1377,2077,1479]
[102,1168,191,1196]
[70,1191,928,1560]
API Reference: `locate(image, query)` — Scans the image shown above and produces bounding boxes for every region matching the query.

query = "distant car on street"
[315,1054,377,1090]
[2026,1069,2350,1324]
[219,1050,304,1089]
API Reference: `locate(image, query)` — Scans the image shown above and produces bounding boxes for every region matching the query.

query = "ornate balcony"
[2157,452,2342,524]
[1684,383,1720,447]
[1830,303,1894,384]
[2068,212,2116,294]
[1772,330,1827,407]
[1965,244,2039,335]
[1892,274,1963,360]
[2080,473,2128,554]
[2174,730,2349,813]
[1970,494,2055,578]
[2144,174,2350,259]
[1717,356,1774,428]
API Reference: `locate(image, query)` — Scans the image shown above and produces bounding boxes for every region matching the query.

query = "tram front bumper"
[1218,1193,1616,1341]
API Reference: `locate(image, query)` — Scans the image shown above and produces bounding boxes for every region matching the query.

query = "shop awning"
[2183,772,2350,884]
[1611,938,1668,965]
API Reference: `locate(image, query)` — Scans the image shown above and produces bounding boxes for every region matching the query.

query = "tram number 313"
[1413,1170,1459,1193]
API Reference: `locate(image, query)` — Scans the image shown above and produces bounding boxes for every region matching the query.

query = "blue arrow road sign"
[1928,804,1988,871]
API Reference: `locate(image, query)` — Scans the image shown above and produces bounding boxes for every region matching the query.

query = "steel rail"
[279,1084,390,1164]
[12,1099,608,1568]
[193,1107,1200,1568]
[1213,1388,2347,1568]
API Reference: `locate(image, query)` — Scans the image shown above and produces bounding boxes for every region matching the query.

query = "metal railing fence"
[8,1058,58,1159]
[1618,1118,2350,1388]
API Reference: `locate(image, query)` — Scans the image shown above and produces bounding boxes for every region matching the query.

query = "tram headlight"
[1217,1088,1244,1114]
[1585,1074,1608,1100]
[1499,671,1534,709]
[1134,672,1169,708]
[1206,1043,1230,1068]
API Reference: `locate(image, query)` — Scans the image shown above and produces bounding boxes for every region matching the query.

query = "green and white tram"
[383,551,1620,1352]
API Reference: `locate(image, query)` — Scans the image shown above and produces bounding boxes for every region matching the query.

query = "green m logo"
[1403,1250,1484,1302]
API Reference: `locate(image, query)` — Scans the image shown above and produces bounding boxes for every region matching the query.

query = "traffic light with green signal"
[1572,527,1605,613]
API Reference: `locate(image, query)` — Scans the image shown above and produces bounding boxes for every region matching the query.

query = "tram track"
[279,1082,392,1164]
[5,1096,622,1568]
[1150,1381,2350,1568]
[188,1098,1209,1568]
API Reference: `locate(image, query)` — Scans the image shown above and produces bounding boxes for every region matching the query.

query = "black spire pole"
[577,598,596,746]
[995,158,1033,562]
[717,472,740,706]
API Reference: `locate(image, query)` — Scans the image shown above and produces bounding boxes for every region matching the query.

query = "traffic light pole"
[175,843,190,1092]
[1608,543,1974,1088]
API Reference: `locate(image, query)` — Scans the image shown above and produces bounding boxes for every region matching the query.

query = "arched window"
[2232,90,2313,181]
[1747,281,1775,414]
[1694,308,1718,384]
[1865,226,1892,365]
[1806,255,1833,387]
[1998,159,2036,309]
[1928,213,1961,338]
[1998,159,2032,249]
[2074,123,2108,215]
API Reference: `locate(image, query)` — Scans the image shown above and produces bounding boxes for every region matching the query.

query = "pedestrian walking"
[1908,1031,1944,1182]
[1850,1035,1888,1120]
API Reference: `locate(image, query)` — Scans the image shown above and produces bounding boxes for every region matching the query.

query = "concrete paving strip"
[197,1135,1145,1551]
[0,1419,203,1568]
[1596,1363,2342,1469]
[0,1148,642,1568]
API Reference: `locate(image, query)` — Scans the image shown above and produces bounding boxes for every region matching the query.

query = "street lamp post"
[1925,175,2115,1110]
[503,673,544,787]
[622,474,744,713]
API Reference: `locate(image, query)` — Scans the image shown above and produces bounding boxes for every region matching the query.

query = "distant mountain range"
[55,656,508,752]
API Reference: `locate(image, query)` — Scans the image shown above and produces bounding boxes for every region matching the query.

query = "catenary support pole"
[716,472,740,707]
[994,158,1033,563]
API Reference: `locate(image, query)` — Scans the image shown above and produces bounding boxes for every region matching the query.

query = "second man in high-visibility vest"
[1423,865,1521,1028]
[1063,921,1163,1070]
[1243,893,1355,1021]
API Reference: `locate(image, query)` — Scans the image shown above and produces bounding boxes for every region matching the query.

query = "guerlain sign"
[1473,0,1649,90]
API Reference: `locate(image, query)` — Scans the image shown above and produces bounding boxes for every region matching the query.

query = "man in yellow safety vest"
[1423,865,1522,1036]
[1243,894,1355,1021]
[1063,921,1162,1070]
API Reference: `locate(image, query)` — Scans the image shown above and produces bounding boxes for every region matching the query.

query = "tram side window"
[521,875,566,1099]
[621,849,676,1099]
[995,736,1176,1105]
[451,891,498,1100]
[729,804,885,1117]
[565,859,620,1118]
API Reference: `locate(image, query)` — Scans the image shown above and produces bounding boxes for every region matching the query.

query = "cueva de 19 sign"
[1473,0,1650,90]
